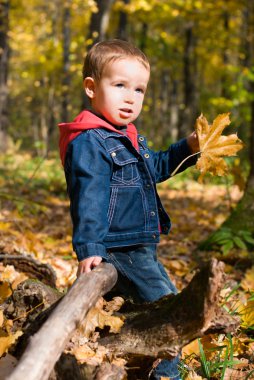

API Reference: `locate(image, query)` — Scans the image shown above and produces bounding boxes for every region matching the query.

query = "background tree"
[0,0,10,151]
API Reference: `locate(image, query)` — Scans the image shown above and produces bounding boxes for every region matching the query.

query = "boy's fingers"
[92,257,102,267]
[76,257,102,277]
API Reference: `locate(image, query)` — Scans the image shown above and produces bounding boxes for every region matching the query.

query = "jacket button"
[150,211,155,216]
[139,136,144,141]
[144,153,150,159]
[146,183,151,188]
[152,234,156,239]
[111,152,116,157]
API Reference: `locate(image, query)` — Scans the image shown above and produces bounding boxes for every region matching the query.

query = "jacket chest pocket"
[110,147,140,185]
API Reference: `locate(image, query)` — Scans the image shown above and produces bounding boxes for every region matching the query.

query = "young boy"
[59,39,199,380]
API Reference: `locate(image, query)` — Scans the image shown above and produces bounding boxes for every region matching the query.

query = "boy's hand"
[187,131,200,153]
[77,256,102,276]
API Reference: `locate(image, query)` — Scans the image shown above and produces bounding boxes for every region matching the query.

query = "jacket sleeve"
[150,138,198,183]
[64,132,112,262]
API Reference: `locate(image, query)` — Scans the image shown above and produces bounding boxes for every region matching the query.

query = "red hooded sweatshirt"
[58,110,139,166]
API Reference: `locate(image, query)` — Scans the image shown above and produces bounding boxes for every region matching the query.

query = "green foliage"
[199,227,254,254]
[197,335,242,380]
[0,152,66,196]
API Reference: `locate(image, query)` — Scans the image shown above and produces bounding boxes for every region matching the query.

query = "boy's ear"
[83,77,96,99]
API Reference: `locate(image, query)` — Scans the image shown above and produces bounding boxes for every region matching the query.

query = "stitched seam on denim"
[108,187,118,226]
[109,252,132,280]
[107,230,158,236]
[107,187,114,223]
[111,176,140,185]
[112,165,140,184]
[108,145,125,153]
[139,187,147,230]
[94,129,122,139]
[112,157,138,165]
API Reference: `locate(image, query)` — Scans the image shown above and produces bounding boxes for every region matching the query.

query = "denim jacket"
[64,128,196,261]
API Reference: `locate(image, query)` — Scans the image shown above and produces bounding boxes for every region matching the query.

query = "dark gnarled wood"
[0,252,57,287]
[99,259,239,360]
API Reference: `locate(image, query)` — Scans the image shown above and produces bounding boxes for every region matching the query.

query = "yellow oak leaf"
[241,267,254,292]
[0,310,4,328]
[185,371,203,380]
[80,297,124,338]
[0,330,23,357]
[238,299,254,329]
[0,282,12,303]
[195,113,243,181]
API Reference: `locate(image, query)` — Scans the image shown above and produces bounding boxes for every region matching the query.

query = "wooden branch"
[7,263,118,380]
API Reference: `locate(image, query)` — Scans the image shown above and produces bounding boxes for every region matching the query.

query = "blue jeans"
[106,244,181,380]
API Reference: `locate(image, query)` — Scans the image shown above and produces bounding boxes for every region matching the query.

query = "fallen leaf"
[185,371,203,380]
[241,267,254,292]
[238,299,254,329]
[81,298,124,338]
[0,282,12,303]
[0,331,23,357]
[0,311,3,328]
[104,296,125,312]
[71,344,95,361]
[224,367,249,380]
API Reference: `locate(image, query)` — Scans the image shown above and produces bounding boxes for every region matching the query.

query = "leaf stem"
[170,151,202,177]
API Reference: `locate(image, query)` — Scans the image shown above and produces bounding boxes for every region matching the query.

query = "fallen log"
[0,252,57,287]
[7,263,118,380]
[99,259,239,363]
[7,259,239,380]
[3,279,62,331]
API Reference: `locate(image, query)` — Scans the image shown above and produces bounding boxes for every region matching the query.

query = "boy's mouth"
[119,108,133,117]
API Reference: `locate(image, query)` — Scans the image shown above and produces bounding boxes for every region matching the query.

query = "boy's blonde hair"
[83,39,150,81]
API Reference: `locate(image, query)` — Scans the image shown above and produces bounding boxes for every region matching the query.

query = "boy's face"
[84,58,150,126]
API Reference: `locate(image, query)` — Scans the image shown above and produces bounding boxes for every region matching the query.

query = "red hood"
[58,110,139,165]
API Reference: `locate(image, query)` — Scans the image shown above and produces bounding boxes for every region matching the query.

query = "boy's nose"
[125,91,135,104]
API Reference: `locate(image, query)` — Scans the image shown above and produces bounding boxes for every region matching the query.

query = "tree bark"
[116,0,129,40]
[0,0,10,151]
[98,259,239,362]
[81,0,115,110]
[7,263,118,380]
[7,260,238,380]
[87,0,115,45]
[62,0,71,123]
[0,252,57,287]
[178,22,198,139]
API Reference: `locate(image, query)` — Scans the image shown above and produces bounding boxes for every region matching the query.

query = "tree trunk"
[116,0,129,40]
[87,0,115,45]
[81,0,115,110]
[177,22,198,139]
[0,0,10,151]
[62,0,71,123]
[7,260,238,380]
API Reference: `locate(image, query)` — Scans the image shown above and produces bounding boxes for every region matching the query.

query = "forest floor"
[0,153,254,379]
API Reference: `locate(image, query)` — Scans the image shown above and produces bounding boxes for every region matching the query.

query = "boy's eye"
[136,88,144,94]
[115,83,124,88]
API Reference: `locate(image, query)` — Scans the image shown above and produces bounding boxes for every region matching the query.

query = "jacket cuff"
[75,243,108,262]
[174,138,199,168]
